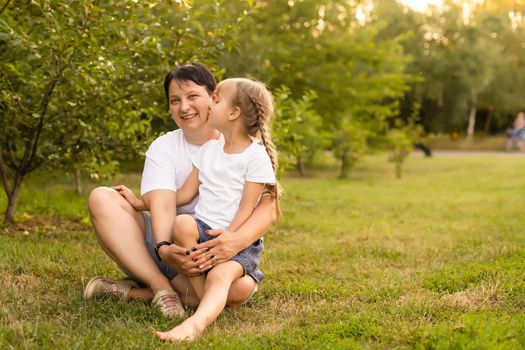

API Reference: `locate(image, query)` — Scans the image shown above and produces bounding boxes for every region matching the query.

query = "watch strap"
[154,241,172,261]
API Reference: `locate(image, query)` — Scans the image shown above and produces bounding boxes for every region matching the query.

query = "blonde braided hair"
[217,78,282,221]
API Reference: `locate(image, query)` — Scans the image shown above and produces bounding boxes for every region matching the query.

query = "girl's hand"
[193,229,241,272]
[112,185,147,211]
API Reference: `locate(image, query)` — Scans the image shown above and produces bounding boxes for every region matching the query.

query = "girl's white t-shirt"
[193,136,276,229]
[141,129,200,215]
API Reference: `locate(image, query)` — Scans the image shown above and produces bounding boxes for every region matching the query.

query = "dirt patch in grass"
[2,273,42,293]
[440,280,504,311]
[395,290,438,308]
[1,214,88,237]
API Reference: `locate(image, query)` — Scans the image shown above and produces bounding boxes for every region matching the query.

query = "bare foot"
[155,320,203,343]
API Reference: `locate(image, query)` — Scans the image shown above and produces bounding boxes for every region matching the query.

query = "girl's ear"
[229,106,241,121]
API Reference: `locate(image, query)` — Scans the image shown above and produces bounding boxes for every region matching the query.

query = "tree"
[386,103,424,179]
[372,0,525,136]
[0,0,246,223]
[273,86,327,176]
[220,0,412,177]
[476,4,525,131]
[333,117,368,179]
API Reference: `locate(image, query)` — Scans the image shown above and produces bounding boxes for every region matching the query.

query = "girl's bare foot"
[155,320,204,343]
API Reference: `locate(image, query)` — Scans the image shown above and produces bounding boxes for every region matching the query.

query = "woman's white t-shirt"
[141,129,200,215]
[193,136,276,229]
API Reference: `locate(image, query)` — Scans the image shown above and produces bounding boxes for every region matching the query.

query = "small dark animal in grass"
[413,142,432,157]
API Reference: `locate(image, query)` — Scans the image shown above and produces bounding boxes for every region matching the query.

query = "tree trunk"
[339,151,349,179]
[296,156,305,177]
[466,89,477,140]
[466,105,477,140]
[75,167,83,195]
[4,177,23,224]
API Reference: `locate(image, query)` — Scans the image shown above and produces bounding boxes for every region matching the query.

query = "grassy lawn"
[1,154,524,349]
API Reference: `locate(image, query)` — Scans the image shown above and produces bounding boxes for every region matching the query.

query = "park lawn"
[1,154,524,349]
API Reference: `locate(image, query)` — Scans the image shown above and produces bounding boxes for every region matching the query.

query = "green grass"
[1,154,524,349]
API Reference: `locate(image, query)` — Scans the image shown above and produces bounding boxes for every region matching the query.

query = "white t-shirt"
[193,136,276,229]
[141,129,201,215]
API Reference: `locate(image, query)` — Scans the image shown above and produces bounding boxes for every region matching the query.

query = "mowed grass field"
[1,154,524,349]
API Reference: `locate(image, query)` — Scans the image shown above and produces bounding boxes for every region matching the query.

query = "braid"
[246,94,263,132]
[258,122,277,172]
[259,122,282,223]
[248,85,282,224]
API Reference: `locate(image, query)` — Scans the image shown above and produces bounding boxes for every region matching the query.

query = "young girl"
[155,78,281,342]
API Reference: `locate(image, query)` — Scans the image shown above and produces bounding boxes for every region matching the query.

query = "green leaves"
[386,103,424,178]
[273,86,328,176]
[220,0,413,177]
[0,0,243,221]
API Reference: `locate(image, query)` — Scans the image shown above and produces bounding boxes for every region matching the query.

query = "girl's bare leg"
[170,273,257,308]
[172,215,206,300]
[156,261,243,342]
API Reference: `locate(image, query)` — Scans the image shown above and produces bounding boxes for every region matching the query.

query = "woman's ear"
[229,106,241,121]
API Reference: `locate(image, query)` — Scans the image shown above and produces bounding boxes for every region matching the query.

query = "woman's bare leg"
[126,287,154,301]
[156,261,243,342]
[88,186,173,294]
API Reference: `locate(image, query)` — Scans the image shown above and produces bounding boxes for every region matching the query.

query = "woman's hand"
[159,244,208,277]
[112,185,147,211]
[192,229,243,272]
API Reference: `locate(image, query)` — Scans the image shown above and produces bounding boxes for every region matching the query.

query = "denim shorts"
[196,219,264,283]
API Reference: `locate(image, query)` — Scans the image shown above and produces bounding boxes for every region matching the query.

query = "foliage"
[374,0,525,135]
[332,116,369,179]
[386,103,424,179]
[221,0,413,177]
[273,86,328,176]
[0,0,246,222]
[4,0,525,225]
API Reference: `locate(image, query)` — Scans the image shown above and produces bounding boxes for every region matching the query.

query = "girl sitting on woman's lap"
[156,78,281,342]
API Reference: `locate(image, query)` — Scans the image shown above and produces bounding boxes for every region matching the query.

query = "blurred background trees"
[2,0,525,221]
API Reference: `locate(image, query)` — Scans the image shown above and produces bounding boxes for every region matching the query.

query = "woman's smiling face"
[168,79,213,132]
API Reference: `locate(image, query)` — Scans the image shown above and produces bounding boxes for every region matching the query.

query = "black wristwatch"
[154,241,172,261]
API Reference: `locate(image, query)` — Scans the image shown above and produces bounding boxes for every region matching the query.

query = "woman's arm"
[142,188,203,276]
[227,182,265,232]
[143,189,177,244]
[134,168,201,276]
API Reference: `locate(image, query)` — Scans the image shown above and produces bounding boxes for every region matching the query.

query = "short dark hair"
[163,63,217,108]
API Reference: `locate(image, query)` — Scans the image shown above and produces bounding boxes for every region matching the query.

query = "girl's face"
[168,79,212,133]
[208,83,236,132]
